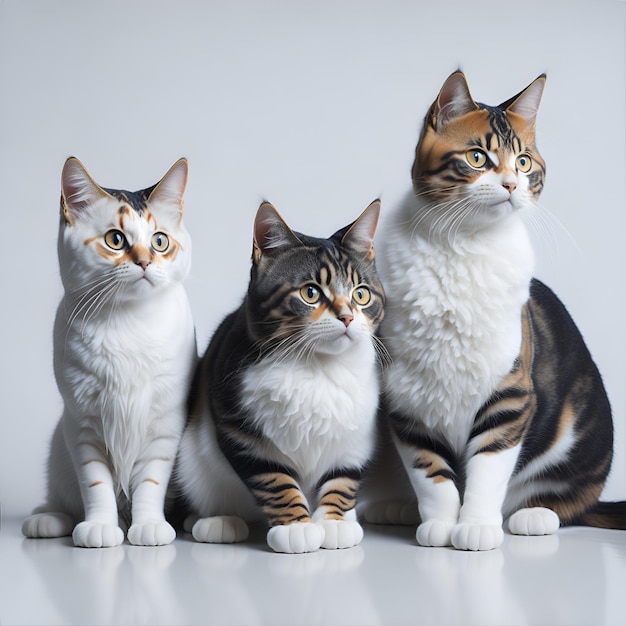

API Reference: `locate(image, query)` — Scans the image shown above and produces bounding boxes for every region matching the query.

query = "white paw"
[191,516,249,544]
[267,522,325,554]
[72,521,124,548]
[22,512,74,538]
[318,519,364,550]
[416,519,455,547]
[451,522,504,551]
[507,507,560,536]
[128,520,176,546]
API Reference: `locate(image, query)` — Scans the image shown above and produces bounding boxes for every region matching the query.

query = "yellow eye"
[516,154,533,173]
[104,229,126,250]
[466,149,487,169]
[352,286,371,306]
[300,284,321,304]
[151,232,170,252]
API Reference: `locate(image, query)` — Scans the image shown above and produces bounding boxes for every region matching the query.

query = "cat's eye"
[151,232,170,252]
[353,286,371,306]
[516,154,533,173]
[466,149,487,169]
[300,284,321,305]
[104,229,126,250]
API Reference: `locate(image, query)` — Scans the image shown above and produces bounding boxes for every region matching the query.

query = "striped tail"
[574,501,626,530]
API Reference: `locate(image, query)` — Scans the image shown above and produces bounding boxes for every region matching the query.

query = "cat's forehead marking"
[103,187,148,216]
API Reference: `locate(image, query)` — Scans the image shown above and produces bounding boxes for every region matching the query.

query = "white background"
[1,0,624,518]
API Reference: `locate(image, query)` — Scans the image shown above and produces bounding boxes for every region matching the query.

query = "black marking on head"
[477,103,517,151]
[102,185,156,216]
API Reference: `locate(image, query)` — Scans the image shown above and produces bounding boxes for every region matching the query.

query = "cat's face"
[411,71,546,237]
[58,158,191,306]
[247,201,384,358]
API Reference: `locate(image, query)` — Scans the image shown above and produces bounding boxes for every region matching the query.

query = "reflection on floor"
[1,517,625,625]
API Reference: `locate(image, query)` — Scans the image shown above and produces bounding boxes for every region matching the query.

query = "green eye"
[352,286,371,306]
[300,284,321,304]
[104,229,126,250]
[516,154,532,173]
[151,232,170,252]
[466,149,487,169]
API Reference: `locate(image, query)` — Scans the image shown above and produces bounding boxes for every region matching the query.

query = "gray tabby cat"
[175,200,385,553]
[23,157,196,547]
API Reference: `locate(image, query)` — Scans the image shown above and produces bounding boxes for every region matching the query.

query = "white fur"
[380,190,534,451]
[23,164,196,547]
[378,185,536,549]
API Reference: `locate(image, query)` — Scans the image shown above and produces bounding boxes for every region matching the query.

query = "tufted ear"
[431,70,479,130]
[501,74,546,125]
[147,158,188,219]
[252,201,302,263]
[339,199,381,260]
[61,157,111,223]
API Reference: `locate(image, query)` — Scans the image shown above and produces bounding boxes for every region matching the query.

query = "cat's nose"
[136,259,151,271]
[502,181,517,194]
[338,313,354,327]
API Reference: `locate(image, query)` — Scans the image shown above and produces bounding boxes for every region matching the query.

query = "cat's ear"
[147,158,188,220]
[431,71,479,130]
[61,157,111,224]
[339,199,381,260]
[252,201,302,264]
[501,74,546,125]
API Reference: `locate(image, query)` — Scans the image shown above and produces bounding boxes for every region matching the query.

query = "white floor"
[1,516,625,626]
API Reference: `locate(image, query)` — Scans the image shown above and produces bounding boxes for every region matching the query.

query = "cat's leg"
[22,420,79,538]
[127,432,182,546]
[394,437,461,547]
[245,471,324,554]
[70,422,124,548]
[451,445,522,551]
[312,473,363,550]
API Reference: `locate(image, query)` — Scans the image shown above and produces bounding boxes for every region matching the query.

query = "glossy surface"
[1,516,625,625]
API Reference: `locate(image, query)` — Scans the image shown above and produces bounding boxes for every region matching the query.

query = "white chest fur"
[379,192,534,449]
[55,284,196,488]
[240,340,379,490]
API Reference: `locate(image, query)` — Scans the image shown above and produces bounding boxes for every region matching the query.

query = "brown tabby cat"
[364,70,626,551]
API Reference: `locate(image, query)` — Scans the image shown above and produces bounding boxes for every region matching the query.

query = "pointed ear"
[61,157,111,223]
[252,201,301,264]
[340,199,381,260]
[147,158,188,217]
[431,71,479,130]
[501,74,546,125]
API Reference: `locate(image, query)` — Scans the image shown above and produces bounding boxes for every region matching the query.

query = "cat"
[364,70,626,551]
[22,157,197,547]
[174,200,385,553]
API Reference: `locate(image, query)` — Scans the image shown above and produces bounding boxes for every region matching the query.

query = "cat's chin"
[314,331,367,357]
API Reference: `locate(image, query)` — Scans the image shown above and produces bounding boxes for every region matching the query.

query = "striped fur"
[22,158,196,548]
[176,200,385,553]
[364,71,625,550]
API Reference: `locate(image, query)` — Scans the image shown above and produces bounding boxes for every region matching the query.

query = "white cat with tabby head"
[22,157,196,547]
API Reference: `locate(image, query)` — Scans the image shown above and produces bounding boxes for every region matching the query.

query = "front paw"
[72,521,124,548]
[267,522,325,554]
[507,507,560,536]
[416,519,455,547]
[128,521,176,546]
[451,522,504,551]
[191,516,249,544]
[318,519,364,550]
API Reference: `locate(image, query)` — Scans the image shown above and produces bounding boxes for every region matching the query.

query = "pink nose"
[338,313,354,327]
[136,259,151,271]
[503,181,517,194]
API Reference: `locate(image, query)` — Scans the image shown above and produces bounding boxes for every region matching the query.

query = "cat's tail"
[573,501,626,530]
